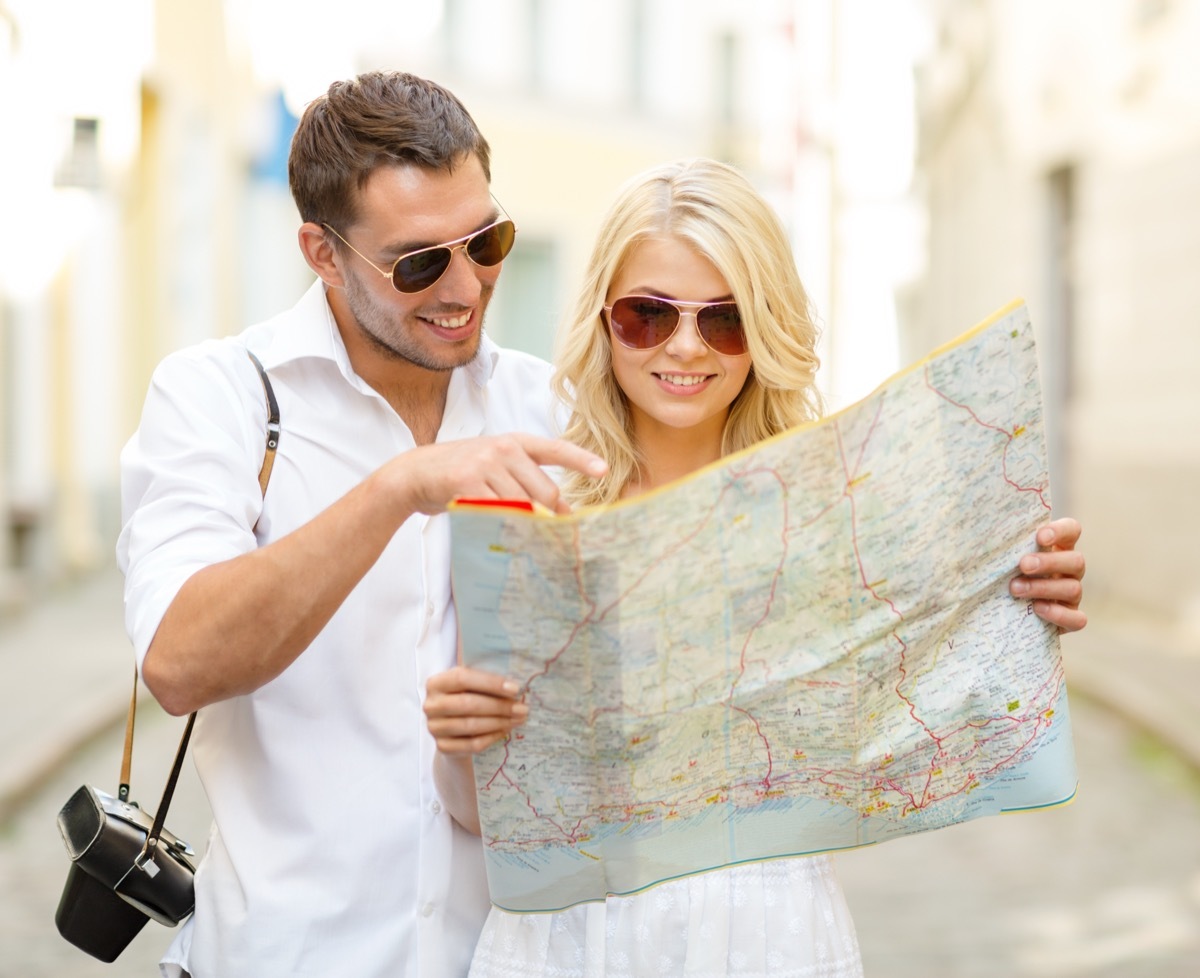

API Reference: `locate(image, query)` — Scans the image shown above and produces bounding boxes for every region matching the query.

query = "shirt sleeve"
[115,340,271,671]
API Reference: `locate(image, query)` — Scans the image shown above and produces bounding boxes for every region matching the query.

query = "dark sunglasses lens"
[392,221,516,292]
[394,248,452,293]
[697,304,746,355]
[466,220,516,266]
[609,297,680,349]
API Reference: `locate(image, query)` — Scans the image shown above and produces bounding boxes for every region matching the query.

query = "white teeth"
[430,312,470,329]
[659,374,707,387]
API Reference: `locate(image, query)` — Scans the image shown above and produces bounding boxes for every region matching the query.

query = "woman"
[426,158,1086,977]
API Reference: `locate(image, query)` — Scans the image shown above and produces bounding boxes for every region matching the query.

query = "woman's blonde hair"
[553,158,824,507]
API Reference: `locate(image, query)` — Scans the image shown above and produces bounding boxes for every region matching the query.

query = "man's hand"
[425,666,529,754]
[394,434,607,517]
[1010,516,1087,632]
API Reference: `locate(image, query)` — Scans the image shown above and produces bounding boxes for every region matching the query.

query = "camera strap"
[118,349,279,862]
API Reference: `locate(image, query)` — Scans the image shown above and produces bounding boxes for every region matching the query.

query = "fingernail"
[1020,556,1040,573]
[1037,528,1054,546]
[502,680,520,694]
[1011,579,1029,595]
[588,458,608,476]
[512,703,529,717]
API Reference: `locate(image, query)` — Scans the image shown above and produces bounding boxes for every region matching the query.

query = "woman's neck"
[623,420,725,498]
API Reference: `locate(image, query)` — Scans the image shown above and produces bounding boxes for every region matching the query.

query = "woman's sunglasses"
[604,295,747,356]
[323,217,517,294]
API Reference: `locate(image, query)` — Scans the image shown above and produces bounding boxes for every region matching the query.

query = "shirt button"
[421,902,435,918]
[431,800,442,815]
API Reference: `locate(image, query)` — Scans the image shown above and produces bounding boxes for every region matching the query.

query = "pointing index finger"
[519,435,608,479]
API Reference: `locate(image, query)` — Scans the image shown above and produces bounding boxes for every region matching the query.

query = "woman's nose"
[663,311,709,358]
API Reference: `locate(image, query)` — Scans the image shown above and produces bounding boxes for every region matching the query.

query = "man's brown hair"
[288,71,491,230]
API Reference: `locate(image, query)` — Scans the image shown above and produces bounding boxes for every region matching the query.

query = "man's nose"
[434,243,485,302]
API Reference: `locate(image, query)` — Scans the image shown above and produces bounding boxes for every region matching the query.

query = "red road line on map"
[829,389,1062,812]
[492,470,791,812]
[484,477,763,804]
[523,522,598,686]
[489,415,1059,832]
[833,420,905,621]
[922,366,1051,511]
[958,662,1067,741]
[484,765,587,844]
[848,395,887,483]
[834,419,946,778]
[883,663,1067,812]
[496,489,728,766]
[487,662,1066,840]
[719,466,791,789]
[595,492,726,623]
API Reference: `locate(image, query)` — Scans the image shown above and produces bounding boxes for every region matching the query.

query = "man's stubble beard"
[342,267,489,373]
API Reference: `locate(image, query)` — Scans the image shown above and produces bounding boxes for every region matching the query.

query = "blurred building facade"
[0,0,274,604]
[905,0,1200,638]
[7,0,895,604]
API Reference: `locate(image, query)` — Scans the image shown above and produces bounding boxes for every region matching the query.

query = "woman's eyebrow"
[624,286,736,303]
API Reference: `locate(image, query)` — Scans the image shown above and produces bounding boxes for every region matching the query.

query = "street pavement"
[2,567,1199,975]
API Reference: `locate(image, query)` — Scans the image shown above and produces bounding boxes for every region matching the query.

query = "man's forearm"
[142,465,415,714]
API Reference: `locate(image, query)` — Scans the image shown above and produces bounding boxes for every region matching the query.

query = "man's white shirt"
[117,280,558,978]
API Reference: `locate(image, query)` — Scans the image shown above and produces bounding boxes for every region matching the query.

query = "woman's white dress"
[468,855,863,978]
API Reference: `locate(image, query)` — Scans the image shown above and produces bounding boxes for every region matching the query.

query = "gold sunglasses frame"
[322,199,516,294]
[603,294,748,356]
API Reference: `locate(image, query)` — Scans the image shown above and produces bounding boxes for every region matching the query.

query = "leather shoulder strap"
[246,350,280,495]
[118,350,281,806]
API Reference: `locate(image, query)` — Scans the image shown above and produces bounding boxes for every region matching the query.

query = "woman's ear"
[297,222,345,287]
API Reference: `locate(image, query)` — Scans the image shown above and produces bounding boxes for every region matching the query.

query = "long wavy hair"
[553,158,824,507]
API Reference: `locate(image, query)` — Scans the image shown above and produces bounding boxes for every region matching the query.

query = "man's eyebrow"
[381,209,502,257]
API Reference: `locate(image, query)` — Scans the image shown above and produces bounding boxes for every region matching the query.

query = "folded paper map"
[449,299,1078,913]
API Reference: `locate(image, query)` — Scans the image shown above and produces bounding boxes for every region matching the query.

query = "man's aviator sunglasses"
[323,215,517,294]
[604,295,747,356]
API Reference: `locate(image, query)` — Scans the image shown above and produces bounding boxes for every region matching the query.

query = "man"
[117,71,605,978]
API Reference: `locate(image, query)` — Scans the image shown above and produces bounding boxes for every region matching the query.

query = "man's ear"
[298,222,345,287]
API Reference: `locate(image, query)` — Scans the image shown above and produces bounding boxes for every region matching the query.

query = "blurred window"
[629,0,647,110]
[54,117,101,190]
[1044,164,1076,510]
[526,0,546,92]
[489,237,558,361]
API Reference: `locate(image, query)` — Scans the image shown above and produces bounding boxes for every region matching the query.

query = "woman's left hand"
[1010,516,1087,632]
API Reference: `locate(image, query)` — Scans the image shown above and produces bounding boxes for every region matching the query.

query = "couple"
[118,71,1087,978]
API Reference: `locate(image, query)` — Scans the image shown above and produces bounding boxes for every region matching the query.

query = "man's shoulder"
[488,343,554,383]
[151,334,255,387]
[479,342,559,436]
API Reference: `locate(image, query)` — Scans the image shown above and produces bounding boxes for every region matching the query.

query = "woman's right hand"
[424,666,529,754]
